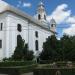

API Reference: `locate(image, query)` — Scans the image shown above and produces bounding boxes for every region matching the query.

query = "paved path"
[22,72,33,75]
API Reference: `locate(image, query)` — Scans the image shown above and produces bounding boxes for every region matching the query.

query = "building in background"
[0,0,56,60]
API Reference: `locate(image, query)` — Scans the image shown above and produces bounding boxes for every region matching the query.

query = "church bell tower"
[36,1,47,22]
[50,18,56,32]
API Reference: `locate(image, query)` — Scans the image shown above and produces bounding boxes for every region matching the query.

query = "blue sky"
[3,0,75,37]
[4,0,75,15]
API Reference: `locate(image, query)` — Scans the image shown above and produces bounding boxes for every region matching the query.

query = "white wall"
[0,12,53,60]
[28,22,51,55]
[5,12,28,57]
[0,13,8,60]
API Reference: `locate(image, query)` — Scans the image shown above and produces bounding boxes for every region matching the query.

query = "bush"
[19,64,37,73]
[12,35,34,61]
[39,60,52,64]
[0,61,36,67]
[34,68,75,75]
[0,64,37,74]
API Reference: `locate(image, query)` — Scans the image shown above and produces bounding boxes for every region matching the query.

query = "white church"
[0,0,56,60]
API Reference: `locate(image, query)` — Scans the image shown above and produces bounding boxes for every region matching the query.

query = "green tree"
[66,36,75,61]
[12,35,34,61]
[60,35,75,61]
[60,35,72,61]
[23,44,34,60]
[12,35,25,60]
[39,35,75,61]
[39,35,59,61]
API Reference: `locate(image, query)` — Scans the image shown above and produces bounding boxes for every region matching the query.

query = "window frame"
[38,14,41,20]
[0,23,3,31]
[44,15,46,20]
[35,31,38,38]
[35,40,39,51]
[17,24,22,32]
[0,40,2,48]
[51,24,54,27]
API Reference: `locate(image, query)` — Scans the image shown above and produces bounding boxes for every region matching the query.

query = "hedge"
[0,61,36,67]
[0,64,37,75]
[34,68,75,75]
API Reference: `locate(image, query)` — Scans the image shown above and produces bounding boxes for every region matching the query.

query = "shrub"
[0,64,37,74]
[0,61,36,67]
[34,68,75,75]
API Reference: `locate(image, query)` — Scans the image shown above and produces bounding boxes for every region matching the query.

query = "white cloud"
[66,16,75,24]
[17,1,21,7]
[23,3,31,7]
[63,16,75,36]
[63,24,75,36]
[47,3,75,36]
[17,1,31,8]
[47,4,71,24]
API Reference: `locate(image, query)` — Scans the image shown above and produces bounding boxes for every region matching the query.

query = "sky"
[2,0,75,38]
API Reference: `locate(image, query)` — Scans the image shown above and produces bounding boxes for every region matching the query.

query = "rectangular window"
[35,40,39,51]
[35,31,38,38]
[1,23,3,30]
[17,24,22,32]
[0,40,2,48]
[0,23,3,31]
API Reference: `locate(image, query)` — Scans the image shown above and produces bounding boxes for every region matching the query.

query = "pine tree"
[39,35,59,61]
[12,35,34,61]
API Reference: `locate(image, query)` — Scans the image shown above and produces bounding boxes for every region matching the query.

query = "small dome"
[50,18,56,25]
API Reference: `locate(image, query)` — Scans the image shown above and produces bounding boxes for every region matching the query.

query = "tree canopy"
[12,35,34,61]
[39,35,75,61]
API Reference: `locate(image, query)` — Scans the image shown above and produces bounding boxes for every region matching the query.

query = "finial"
[40,0,44,3]
[39,0,44,6]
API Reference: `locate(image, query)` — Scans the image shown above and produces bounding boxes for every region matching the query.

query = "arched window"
[51,24,54,27]
[17,24,22,32]
[0,40,2,48]
[35,31,38,38]
[35,40,39,51]
[44,15,46,20]
[38,14,41,20]
[0,23,3,31]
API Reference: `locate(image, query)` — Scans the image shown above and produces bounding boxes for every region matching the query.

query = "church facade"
[0,1,56,60]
